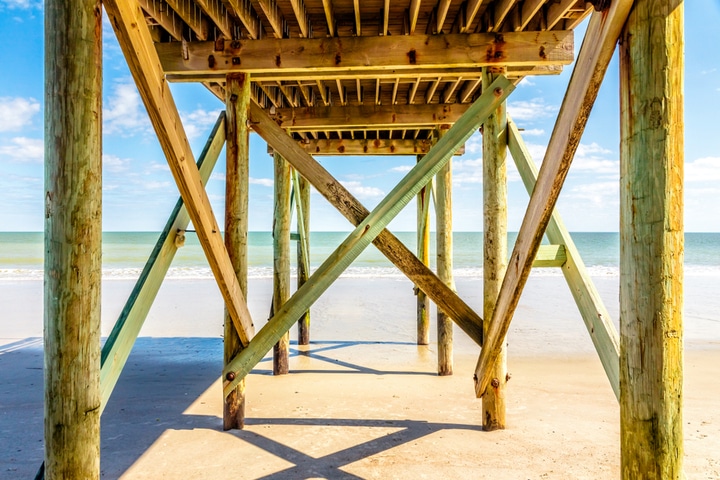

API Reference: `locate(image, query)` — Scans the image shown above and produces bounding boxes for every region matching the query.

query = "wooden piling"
[416,154,431,346]
[224,73,250,429]
[44,0,102,474]
[619,1,684,477]
[273,152,292,375]
[435,127,454,376]
[482,69,508,430]
[296,173,311,345]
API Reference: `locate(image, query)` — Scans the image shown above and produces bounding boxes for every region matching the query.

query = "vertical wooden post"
[416,154,431,345]
[435,126,454,376]
[44,0,102,475]
[224,73,250,430]
[619,1,684,477]
[273,152,292,375]
[296,174,311,345]
[481,69,508,431]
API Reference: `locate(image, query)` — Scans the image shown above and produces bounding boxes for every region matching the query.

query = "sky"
[0,1,719,233]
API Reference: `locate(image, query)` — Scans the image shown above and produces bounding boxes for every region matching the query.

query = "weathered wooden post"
[224,73,250,429]
[619,0,684,476]
[296,174,311,345]
[44,0,102,474]
[416,154,431,345]
[481,69,508,430]
[435,126,454,376]
[273,152,292,374]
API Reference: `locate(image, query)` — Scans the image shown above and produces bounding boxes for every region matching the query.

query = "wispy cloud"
[390,165,413,173]
[0,136,43,162]
[0,97,40,132]
[453,158,483,185]
[521,128,545,136]
[103,80,150,135]
[686,156,720,182]
[566,181,619,207]
[0,0,42,9]
[250,177,273,187]
[507,98,558,121]
[181,108,223,140]
[103,154,131,173]
[341,180,384,199]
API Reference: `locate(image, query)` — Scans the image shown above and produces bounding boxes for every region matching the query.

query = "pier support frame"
[295,172,311,345]
[224,73,251,429]
[619,0,684,476]
[44,0,102,474]
[481,69,508,430]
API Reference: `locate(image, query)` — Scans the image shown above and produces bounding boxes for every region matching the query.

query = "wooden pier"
[43,0,684,478]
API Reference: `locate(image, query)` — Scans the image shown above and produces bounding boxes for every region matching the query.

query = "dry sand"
[1,274,719,479]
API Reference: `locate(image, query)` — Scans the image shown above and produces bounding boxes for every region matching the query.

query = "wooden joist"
[104,0,255,347]
[295,138,465,156]
[100,114,226,413]
[223,79,513,394]
[508,118,619,399]
[250,99,486,348]
[156,31,574,77]
[473,0,633,398]
[531,244,566,267]
[269,103,472,131]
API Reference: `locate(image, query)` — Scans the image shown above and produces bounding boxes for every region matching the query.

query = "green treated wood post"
[44,0,102,474]
[435,126,454,376]
[273,152,292,375]
[619,1,684,477]
[416,154,431,346]
[224,73,250,429]
[481,69,508,430]
[295,172,311,345]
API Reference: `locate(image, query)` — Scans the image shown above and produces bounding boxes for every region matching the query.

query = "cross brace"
[224,76,514,395]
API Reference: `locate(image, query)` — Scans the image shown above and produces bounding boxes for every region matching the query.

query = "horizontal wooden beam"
[165,65,564,83]
[224,76,514,395]
[157,31,574,77]
[292,138,465,156]
[104,0,255,347]
[270,103,471,131]
[531,244,566,267]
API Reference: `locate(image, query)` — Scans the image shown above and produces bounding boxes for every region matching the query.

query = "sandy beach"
[1,274,719,478]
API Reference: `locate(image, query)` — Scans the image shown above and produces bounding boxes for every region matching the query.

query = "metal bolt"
[494,87,503,97]
[491,378,500,388]
[226,372,236,381]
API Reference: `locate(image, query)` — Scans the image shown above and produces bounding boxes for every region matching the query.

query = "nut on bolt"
[226,371,236,381]
[494,87,503,97]
[491,378,500,388]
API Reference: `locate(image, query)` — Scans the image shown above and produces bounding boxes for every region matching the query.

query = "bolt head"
[226,372,236,381]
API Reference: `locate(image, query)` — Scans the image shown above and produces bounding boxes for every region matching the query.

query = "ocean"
[1,231,718,280]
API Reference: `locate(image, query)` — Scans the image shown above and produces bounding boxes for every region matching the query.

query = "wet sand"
[1,274,719,478]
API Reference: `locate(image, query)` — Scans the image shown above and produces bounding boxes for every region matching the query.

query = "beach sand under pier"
[1,275,719,478]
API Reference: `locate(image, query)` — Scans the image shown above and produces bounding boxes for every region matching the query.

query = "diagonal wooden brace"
[249,102,485,348]
[473,0,633,398]
[103,0,254,345]
[224,76,514,395]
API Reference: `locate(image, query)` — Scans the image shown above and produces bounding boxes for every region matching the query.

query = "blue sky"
[1,1,718,232]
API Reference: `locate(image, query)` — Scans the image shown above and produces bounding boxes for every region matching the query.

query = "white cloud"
[103,81,150,135]
[507,98,557,121]
[250,177,273,187]
[103,154,130,173]
[181,108,223,140]
[390,165,413,173]
[517,77,535,87]
[0,136,43,161]
[0,97,40,132]
[0,0,41,9]
[686,156,720,182]
[521,128,545,136]
[453,157,483,185]
[340,180,384,199]
[566,181,619,207]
